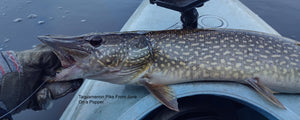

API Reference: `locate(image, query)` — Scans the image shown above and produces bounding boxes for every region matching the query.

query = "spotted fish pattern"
[40,28,300,111]
[144,29,300,93]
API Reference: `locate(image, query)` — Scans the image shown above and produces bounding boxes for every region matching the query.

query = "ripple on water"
[13,18,23,23]
[25,1,32,4]
[32,45,37,48]
[27,14,38,19]
[38,21,45,24]
[3,38,9,43]
[64,10,70,14]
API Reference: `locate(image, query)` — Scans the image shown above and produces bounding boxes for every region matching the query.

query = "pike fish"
[38,29,300,111]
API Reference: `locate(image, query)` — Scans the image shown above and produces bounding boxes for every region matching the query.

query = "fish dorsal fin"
[245,77,286,109]
[142,80,179,112]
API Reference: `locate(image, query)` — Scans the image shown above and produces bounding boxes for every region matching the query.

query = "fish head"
[38,33,97,68]
[39,32,153,84]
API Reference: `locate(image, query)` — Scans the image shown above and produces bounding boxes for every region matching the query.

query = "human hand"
[0,45,82,115]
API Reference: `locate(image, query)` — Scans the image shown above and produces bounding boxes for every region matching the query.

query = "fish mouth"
[38,35,94,68]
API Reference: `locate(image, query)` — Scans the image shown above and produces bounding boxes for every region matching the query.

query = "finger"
[36,79,83,110]
[36,88,53,110]
[45,79,83,99]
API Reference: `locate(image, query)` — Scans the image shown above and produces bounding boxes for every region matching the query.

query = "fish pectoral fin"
[245,77,286,109]
[142,81,179,112]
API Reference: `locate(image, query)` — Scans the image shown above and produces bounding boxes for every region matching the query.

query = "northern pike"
[38,29,300,111]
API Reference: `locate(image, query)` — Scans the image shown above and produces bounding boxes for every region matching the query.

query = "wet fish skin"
[145,29,300,93]
[40,32,154,84]
[39,28,300,111]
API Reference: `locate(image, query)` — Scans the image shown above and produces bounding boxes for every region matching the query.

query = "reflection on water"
[13,18,23,23]
[0,0,299,120]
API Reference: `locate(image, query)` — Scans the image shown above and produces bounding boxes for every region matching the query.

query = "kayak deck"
[60,0,300,120]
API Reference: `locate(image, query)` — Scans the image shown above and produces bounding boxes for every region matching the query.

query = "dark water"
[0,0,142,120]
[0,0,141,51]
[0,0,299,120]
[240,0,300,41]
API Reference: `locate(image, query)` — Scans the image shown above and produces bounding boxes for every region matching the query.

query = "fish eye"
[89,36,103,47]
